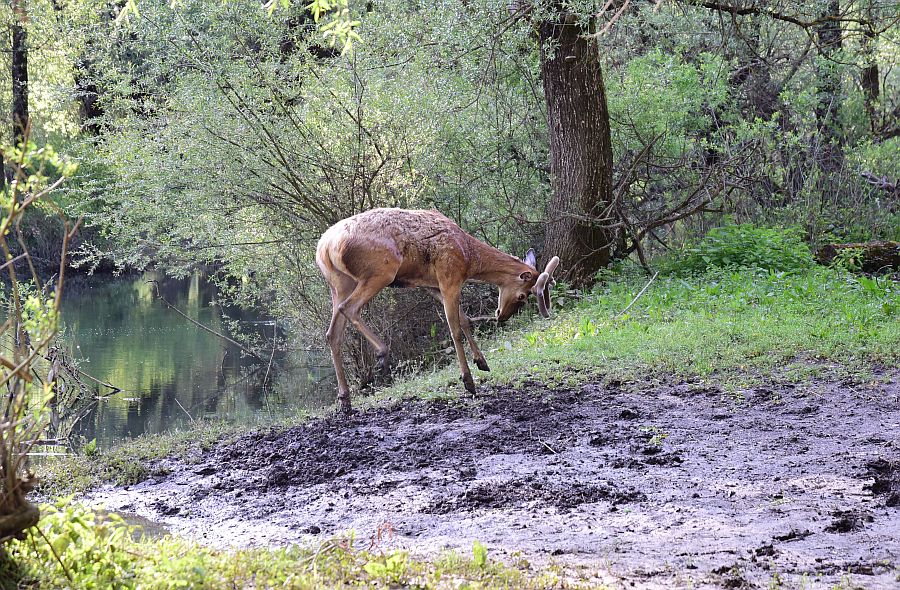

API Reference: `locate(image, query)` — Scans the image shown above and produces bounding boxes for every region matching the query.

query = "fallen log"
[816,241,900,272]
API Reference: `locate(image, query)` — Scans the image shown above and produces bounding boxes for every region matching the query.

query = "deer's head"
[496,250,561,323]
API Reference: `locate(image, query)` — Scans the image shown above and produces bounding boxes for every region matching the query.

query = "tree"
[10,0,28,145]
[814,0,844,171]
[538,12,615,287]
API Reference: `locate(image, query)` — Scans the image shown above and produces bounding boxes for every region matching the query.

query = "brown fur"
[317,208,554,412]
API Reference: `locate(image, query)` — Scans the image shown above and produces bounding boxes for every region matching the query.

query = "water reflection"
[56,271,335,449]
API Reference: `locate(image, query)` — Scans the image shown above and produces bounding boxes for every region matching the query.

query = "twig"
[468,315,496,323]
[0,253,27,273]
[174,397,195,424]
[34,526,74,583]
[539,439,558,454]
[149,281,264,362]
[616,272,659,318]
[75,368,121,395]
[263,320,277,387]
[38,346,121,394]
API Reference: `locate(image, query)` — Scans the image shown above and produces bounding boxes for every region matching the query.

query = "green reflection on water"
[56,271,334,449]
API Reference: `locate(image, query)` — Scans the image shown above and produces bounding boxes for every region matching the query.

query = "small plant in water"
[82,438,99,457]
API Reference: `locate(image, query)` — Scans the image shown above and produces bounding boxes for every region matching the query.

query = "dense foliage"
[0,0,894,292]
[674,223,815,273]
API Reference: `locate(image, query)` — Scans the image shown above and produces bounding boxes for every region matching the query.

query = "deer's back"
[318,208,472,286]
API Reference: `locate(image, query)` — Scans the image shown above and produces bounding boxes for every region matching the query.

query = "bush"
[674,224,814,274]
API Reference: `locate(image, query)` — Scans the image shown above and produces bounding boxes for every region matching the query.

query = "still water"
[56,272,335,449]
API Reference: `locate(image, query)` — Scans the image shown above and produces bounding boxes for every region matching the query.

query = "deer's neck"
[468,239,527,286]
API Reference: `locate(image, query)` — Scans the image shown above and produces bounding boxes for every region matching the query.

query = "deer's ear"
[519,271,533,281]
[523,248,537,268]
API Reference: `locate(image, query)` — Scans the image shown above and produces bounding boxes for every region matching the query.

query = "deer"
[316,208,561,413]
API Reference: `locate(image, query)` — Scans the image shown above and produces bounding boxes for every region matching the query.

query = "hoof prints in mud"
[865,458,900,507]
[102,370,900,590]
[825,510,873,533]
[424,479,645,514]
[215,386,588,492]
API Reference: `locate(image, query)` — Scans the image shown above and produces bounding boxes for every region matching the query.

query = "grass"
[1,500,602,590]
[382,266,898,399]
[37,421,237,498]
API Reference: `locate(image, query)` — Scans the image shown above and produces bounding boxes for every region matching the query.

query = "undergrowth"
[671,223,814,274]
[0,500,595,590]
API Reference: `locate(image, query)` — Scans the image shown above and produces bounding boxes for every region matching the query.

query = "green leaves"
[306,0,361,53]
[674,224,814,274]
[363,551,408,582]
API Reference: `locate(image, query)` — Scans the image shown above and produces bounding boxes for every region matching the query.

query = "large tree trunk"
[10,0,29,146]
[539,15,615,287]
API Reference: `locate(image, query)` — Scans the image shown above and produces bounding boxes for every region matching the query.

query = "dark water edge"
[48,271,335,450]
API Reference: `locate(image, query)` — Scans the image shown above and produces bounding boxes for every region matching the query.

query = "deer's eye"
[517,293,527,302]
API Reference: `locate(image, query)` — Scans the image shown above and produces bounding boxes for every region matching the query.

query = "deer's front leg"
[439,285,476,395]
[458,311,489,372]
[425,288,489,372]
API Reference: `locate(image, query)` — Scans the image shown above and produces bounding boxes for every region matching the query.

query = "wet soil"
[90,370,900,589]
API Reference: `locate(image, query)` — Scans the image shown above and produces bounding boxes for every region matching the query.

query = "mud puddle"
[89,370,900,589]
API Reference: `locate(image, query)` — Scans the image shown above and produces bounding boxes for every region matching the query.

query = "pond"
[54,271,336,450]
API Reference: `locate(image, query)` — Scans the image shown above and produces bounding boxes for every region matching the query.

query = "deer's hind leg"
[325,271,356,413]
[337,272,397,383]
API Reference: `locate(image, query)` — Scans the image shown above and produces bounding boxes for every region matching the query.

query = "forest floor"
[87,365,900,589]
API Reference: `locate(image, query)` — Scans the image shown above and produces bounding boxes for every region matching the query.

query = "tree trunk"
[10,0,29,146]
[860,28,879,134]
[814,0,843,172]
[74,55,103,134]
[539,14,615,287]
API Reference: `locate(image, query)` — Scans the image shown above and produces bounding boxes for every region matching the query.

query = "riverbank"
[18,267,900,588]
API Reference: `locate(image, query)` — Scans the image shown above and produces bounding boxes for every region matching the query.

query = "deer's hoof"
[475,358,490,372]
[375,354,391,379]
[462,373,477,395]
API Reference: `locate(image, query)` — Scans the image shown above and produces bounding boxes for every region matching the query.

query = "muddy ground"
[90,369,900,589]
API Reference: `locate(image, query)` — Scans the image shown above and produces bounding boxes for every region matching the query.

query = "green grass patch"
[1,500,599,590]
[37,421,238,498]
[383,267,899,399]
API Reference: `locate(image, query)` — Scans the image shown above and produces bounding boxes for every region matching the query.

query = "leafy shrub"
[674,224,814,273]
